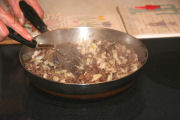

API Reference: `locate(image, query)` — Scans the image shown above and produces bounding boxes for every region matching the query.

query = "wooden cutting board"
[0,39,20,45]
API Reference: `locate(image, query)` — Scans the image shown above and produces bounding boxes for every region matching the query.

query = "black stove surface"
[0,38,180,120]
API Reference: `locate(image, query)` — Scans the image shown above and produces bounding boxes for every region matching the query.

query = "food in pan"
[24,39,142,84]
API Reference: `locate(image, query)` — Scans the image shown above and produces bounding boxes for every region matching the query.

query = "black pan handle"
[19,1,48,33]
[8,27,37,48]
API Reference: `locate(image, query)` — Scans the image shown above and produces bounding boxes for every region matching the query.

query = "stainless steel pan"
[9,1,148,99]
[19,27,148,99]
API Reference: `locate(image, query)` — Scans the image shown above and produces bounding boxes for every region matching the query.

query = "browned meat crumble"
[24,39,141,84]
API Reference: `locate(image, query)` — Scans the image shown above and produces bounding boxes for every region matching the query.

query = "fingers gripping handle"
[8,27,37,48]
[19,1,48,33]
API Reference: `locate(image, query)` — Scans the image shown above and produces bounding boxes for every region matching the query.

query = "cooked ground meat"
[24,39,141,84]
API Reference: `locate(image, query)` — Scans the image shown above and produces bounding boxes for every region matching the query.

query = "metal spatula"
[8,1,52,48]
[8,1,84,73]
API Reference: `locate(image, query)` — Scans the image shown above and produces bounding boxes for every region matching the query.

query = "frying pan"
[11,1,148,99]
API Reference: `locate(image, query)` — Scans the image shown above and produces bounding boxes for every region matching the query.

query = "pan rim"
[19,27,148,86]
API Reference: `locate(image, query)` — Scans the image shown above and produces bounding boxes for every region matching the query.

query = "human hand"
[0,0,44,41]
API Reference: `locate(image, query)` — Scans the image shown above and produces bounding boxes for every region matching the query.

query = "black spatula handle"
[19,1,48,33]
[8,27,37,48]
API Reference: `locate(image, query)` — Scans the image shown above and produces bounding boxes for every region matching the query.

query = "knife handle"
[19,1,48,33]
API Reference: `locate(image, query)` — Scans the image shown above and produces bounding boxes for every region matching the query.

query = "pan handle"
[19,1,48,33]
[8,27,37,48]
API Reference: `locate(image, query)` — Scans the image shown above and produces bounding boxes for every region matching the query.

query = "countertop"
[1,0,180,44]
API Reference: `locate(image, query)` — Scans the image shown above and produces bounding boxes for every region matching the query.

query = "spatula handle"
[8,27,37,48]
[19,1,48,33]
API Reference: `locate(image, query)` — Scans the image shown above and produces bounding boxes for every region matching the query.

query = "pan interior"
[20,27,148,84]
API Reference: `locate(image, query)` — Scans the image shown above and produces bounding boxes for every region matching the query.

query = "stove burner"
[25,79,145,120]
[144,51,180,89]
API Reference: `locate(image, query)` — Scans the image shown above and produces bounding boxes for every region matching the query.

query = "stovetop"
[0,38,180,120]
